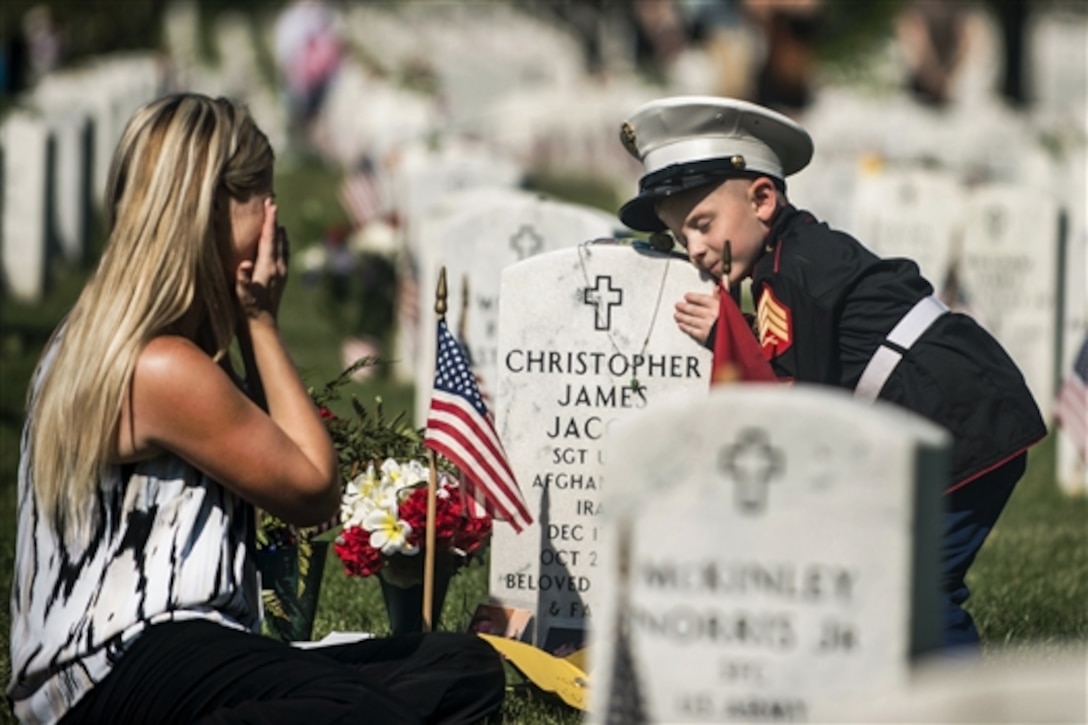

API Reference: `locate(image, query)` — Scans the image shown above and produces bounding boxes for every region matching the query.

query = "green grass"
[2,162,1085,725]
[970,435,1088,651]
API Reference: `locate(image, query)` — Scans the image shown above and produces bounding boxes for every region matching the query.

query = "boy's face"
[656,177,777,287]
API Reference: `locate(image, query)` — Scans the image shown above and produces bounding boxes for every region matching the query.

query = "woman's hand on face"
[674,288,720,345]
[236,198,288,323]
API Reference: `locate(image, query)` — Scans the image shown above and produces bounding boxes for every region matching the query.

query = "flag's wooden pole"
[458,274,470,342]
[423,268,447,632]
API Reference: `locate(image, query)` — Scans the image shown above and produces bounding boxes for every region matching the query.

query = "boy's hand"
[674,288,720,345]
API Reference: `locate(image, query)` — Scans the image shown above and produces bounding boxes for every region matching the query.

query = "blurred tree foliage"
[0,0,294,73]
[814,0,903,68]
[1,0,169,62]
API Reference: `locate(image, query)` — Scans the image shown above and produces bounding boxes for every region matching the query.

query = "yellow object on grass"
[477,634,589,711]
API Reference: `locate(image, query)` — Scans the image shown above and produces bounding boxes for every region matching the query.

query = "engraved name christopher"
[505,349,702,380]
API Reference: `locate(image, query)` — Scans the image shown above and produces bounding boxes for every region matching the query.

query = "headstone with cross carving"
[487,241,715,653]
[413,190,623,425]
[586,384,949,723]
[957,182,1063,420]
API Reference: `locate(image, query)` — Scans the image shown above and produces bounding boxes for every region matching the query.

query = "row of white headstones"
[388,143,1086,479]
[0,53,168,302]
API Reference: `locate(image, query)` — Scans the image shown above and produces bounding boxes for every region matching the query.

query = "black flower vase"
[258,541,330,642]
[379,565,453,635]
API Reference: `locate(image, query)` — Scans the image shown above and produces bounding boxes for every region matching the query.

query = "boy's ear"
[750,177,779,223]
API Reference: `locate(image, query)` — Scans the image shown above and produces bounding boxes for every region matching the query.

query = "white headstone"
[588,385,949,723]
[392,140,524,251]
[850,165,966,289]
[1,112,51,302]
[414,191,623,424]
[47,114,91,265]
[488,242,715,652]
[1030,10,1088,129]
[79,54,163,208]
[959,182,1063,420]
[34,73,94,266]
[786,154,861,232]
[389,141,523,381]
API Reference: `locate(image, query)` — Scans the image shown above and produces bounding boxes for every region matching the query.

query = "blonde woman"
[8,93,504,724]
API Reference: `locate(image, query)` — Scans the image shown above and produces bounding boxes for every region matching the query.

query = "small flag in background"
[458,337,493,418]
[1056,333,1088,463]
[713,288,778,385]
[338,159,389,229]
[395,250,421,359]
[424,319,532,532]
[457,276,493,413]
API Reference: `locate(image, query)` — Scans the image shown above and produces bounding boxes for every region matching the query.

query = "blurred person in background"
[896,0,969,107]
[7,92,504,725]
[21,4,64,84]
[743,0,824,114]
[273,0,343,145]
[630,0,692,77]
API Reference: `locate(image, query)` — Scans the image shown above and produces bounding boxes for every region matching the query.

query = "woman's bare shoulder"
[122,335,247,452]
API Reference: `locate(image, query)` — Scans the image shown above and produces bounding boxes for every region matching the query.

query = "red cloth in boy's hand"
[712,291,778,385]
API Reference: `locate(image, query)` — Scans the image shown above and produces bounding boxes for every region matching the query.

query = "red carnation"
[455,514,492,555]
[334,525,384,577]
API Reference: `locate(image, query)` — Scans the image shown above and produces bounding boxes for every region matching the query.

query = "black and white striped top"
[7,346,261,724]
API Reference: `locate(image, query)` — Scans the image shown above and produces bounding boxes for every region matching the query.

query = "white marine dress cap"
[618,96,814,232]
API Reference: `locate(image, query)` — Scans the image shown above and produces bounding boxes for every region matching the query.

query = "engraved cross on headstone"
[719,428,783,514]
[584,275,623,331]
[510,224,544,260]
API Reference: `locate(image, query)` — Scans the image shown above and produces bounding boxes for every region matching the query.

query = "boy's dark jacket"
[749,204,1046,490]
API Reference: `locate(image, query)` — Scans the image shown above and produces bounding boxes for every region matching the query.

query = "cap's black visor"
[618,158,785,232]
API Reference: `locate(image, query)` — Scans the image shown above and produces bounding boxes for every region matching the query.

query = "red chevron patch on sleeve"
[756,286,792,359]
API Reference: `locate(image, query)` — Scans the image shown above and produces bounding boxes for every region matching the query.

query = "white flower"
[363,506,418,556]
[380,457,428,492]
[341,462,406,525]
[341,465,380,526]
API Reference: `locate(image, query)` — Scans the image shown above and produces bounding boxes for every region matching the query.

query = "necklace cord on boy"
[576,240,671,391]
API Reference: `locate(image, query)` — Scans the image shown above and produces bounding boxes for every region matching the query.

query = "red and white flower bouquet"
[334,457,492,587]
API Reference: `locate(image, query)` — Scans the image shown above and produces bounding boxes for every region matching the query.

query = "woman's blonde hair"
[28,93,274,545]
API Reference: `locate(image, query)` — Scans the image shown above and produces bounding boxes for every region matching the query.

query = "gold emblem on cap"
[730,155,746,169]
[620,121,638,156]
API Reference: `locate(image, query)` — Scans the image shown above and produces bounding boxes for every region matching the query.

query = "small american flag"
[424,319,532,532]
[1056,333,1088,462]
[339,161,389,228]
[459,341,493,418]
[457,278,492,413]
[395,251,421,366]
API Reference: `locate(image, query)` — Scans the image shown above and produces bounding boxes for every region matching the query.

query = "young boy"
[616,95,1046,651]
